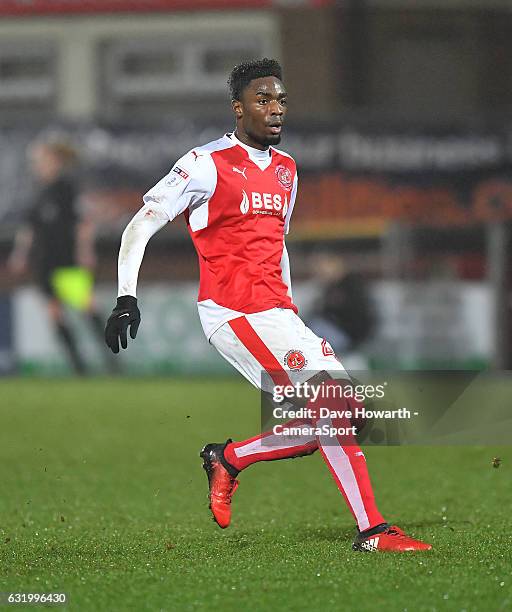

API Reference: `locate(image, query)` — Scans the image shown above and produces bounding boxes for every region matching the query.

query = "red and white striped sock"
[224,315,385,531]
[223,420,318,472]
[310,380,386,531]
[223,385,385,531]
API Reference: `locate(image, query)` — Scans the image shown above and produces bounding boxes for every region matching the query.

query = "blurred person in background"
[8,135,116,375]
[307,252,376,362]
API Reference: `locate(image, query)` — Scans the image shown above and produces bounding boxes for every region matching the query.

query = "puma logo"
[232,166,248,180]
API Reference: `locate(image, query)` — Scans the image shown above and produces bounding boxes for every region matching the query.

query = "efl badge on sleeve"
[166,165,190,187]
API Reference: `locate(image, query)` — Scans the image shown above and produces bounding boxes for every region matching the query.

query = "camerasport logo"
[275,165,293,191]
[284,350,307,370]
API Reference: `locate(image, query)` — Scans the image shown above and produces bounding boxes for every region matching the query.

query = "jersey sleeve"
[143,149,217,222]
[284,170,298,235]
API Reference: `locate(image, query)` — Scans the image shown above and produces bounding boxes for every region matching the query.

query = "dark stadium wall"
[277,6,342,121]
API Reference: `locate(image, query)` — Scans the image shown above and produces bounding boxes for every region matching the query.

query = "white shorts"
[210,307,347,392]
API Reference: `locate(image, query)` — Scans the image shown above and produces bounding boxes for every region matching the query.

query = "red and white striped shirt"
[130,133,298,338]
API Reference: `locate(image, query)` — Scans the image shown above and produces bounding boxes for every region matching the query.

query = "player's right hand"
[105,295,141,353]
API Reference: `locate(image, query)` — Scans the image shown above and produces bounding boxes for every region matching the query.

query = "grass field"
[0,379,510,612]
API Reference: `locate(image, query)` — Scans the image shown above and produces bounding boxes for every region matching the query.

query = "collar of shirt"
[228,132,273,171]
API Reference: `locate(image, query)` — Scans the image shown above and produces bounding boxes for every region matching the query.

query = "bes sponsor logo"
[239,190,288,217]
[284,350,307,371]
[275,165,293,191]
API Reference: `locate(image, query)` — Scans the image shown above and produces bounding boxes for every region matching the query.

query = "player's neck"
[232,130,270,155]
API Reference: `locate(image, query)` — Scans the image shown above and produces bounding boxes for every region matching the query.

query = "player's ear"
[232,99,243,119]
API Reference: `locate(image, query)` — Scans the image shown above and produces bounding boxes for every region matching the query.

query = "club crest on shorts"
[275,165,293,191]
[321,339,335,356]
[284,350,307,370]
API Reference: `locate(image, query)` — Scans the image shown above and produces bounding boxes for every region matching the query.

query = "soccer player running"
[105,59,431,552]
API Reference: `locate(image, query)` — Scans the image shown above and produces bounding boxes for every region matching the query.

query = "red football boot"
[200,440,239,529]
[353,524,432,552]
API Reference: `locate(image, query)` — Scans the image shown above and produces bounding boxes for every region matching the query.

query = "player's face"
[233,76,288,150]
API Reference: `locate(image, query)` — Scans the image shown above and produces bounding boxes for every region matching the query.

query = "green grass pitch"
[0,379,510,611]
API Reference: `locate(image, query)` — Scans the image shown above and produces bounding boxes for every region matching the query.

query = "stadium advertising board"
[2,124,512,235]
[12,281,491,374]
[287,128,512,236]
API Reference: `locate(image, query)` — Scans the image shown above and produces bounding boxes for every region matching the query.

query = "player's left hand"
[105,295,141,353]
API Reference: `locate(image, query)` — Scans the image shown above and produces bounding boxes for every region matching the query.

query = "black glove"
[105,295,141,354]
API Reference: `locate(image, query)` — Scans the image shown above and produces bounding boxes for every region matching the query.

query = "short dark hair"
[228,58,283,101]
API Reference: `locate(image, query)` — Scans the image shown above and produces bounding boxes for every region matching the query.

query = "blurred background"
[1,0,511,377]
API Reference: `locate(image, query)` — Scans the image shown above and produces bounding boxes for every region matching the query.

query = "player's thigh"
[211,309,347,392]
[210,322,265,389]
[245,308,348,382]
